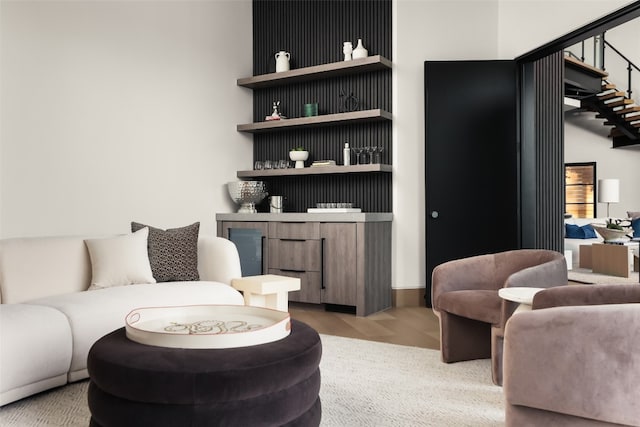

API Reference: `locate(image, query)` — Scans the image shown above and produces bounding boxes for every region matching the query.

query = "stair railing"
[601,32,639,100]
[572,33,639,101]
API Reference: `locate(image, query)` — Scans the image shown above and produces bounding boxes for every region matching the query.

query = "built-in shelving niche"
[250,0,392,213]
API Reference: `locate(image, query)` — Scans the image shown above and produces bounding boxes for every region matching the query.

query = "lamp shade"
[598,179,620,203]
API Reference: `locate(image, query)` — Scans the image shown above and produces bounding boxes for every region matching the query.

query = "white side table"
[231,274,301,312]
[498,287,545,314]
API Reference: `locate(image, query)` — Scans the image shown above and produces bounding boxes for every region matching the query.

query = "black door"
[425,60,519,306]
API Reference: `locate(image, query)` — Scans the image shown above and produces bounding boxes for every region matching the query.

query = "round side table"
[498,287,545,313]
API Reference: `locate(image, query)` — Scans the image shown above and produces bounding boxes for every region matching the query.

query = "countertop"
[216,212,393,222]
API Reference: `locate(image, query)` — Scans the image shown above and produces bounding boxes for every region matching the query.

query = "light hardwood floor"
[289,303,441,350]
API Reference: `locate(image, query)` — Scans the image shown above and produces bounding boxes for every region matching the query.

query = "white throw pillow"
[85,227,156,290]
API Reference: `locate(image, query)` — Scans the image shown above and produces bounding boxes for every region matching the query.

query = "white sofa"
[564,217,606,268]
[0,234,245,406]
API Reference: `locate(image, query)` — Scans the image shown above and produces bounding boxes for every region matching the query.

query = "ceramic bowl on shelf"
[289,150,309,168]
[227,181,267,213]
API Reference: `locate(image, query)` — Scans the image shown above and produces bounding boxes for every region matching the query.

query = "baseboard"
[392,288,426,307]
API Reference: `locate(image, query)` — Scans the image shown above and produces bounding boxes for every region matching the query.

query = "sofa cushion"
[564,223,596,239]
[27,281,244,382]
[131,222,200,283]
[0,236,92,303]
[85,228,155,290]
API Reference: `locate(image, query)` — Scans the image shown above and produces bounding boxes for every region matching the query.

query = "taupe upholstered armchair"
[503,284,640,426]
[431,249,567,385]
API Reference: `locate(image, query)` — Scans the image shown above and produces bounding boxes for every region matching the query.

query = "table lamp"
[598,178,619,217]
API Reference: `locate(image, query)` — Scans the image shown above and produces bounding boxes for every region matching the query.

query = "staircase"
[564,54,640,148]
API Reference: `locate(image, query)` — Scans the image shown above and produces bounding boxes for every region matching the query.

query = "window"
[565,162,596,218]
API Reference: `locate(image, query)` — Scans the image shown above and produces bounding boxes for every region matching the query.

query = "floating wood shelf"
[237,109,392,133]
[237,55,392,89]
[237,163,392,178]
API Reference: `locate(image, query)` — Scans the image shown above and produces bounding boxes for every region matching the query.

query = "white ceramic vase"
[352,39,368,59]
[343,42,353,61]
[275,51,290,72]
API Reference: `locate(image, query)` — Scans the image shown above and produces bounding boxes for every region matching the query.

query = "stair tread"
[564,55,609,77]
[616,106,640,114]
[606,99,634,107]
[602,83,617,90]
[598,91,625,100]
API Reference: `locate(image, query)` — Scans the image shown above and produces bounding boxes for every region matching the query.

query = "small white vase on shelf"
[352,39,368,59]
[343,42,353,61]
[275,51,290,72]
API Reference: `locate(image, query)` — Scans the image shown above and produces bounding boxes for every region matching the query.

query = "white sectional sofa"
[0,231,245,406]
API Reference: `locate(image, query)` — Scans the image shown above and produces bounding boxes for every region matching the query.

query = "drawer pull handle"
[261,236,266,274]
[280,269,306,273]
[280,238,306,242]
[321,238,326,290]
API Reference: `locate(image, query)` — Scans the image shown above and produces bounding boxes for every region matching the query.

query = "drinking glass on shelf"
[263,160,273,170]
[352,147,364,165]
[374,147,384,164]
[278,159,288,169]
[366,146,376,164]
[254,161,264,170]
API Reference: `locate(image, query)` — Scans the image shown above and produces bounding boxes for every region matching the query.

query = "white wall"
[0,0,253,238]
[497,0,633,59]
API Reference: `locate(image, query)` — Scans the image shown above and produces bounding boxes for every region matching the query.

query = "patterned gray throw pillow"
[131,221,200,282]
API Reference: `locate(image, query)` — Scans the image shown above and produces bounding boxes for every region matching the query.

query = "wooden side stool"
[231,274,301,312]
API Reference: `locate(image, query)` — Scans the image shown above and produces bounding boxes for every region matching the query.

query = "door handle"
[431,211,439,219]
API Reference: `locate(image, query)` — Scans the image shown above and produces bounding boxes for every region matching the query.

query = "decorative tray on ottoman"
[125,305,291,349]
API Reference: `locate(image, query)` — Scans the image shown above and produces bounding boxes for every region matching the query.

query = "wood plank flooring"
[289,303,441,350]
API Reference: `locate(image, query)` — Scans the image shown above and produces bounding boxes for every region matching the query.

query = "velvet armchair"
[431,249,567,385]
[503,284,640,426]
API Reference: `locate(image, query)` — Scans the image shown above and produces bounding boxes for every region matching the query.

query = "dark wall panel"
[520,51,564,251]
[251,0,392,213]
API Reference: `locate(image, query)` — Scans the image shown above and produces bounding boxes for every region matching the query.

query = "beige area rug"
[0,335,504,427]
[568,268,640,285]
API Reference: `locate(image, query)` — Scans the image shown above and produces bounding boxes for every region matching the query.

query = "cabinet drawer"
[269,269,321,304]
[268,239,321,271]
[269,222,320,240]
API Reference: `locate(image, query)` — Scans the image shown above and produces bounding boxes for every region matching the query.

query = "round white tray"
[125,305,291,349]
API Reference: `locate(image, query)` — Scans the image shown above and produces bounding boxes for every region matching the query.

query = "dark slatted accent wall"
[251,0,392,213]
[521,51,564,251]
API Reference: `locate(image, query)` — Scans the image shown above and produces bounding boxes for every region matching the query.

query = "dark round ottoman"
[87,319,321,427]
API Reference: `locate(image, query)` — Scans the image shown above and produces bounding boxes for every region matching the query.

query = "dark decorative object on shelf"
[339,88,359,112]
[266,101,285,121]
